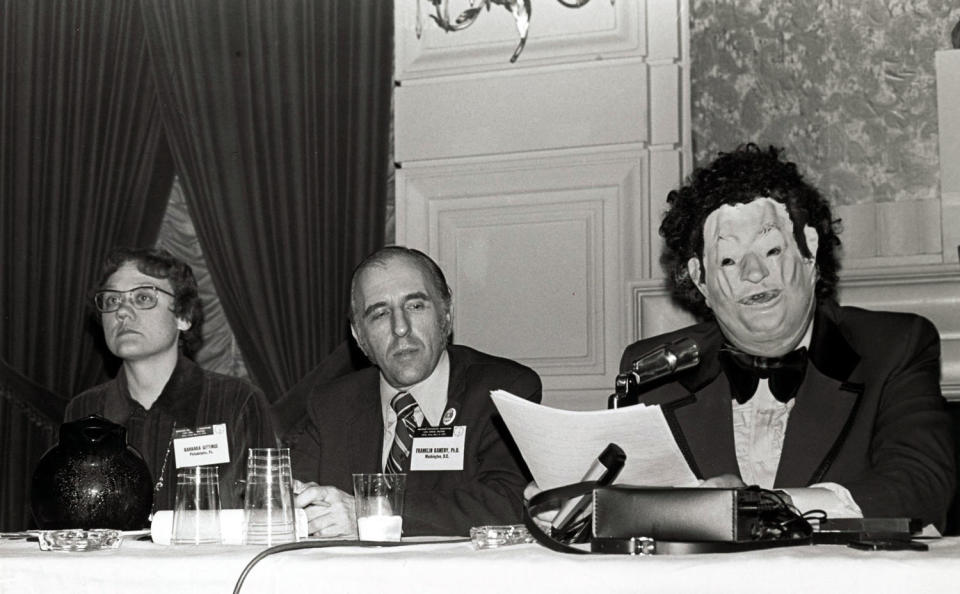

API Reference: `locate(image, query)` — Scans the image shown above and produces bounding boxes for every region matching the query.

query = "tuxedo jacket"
[284,344,542,536]
[620,299,955,528]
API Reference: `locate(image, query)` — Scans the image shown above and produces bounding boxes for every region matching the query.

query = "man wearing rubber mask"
[621,144,954,529]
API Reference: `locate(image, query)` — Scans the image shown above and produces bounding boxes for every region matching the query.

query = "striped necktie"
[384,391,419,474]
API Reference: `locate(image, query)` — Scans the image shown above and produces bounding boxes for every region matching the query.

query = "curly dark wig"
[94,247,204,358]
[660,144,842,319]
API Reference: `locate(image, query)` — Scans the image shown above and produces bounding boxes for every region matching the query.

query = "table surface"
[1,535,959,594]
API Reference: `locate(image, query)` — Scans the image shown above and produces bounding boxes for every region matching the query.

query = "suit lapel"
[343,371,385,473]
[443,346,466,414]
[774,365,861,486]
[659,376,742,479]
[639,324,740,480]
[775,301,863,487]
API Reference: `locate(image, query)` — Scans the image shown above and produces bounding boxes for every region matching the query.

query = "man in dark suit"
[286,246,542,537]
[622,144,954,528]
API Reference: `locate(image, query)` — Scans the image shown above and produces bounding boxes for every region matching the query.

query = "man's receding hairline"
[353,252,425,293]
[350,251,446,320]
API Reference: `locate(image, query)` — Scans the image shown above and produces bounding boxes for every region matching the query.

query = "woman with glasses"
[64,247,277,513]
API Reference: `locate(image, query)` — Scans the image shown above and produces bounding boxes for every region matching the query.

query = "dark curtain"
[0,0,175,529]
[141,0,392,401]
[0,357,62,530]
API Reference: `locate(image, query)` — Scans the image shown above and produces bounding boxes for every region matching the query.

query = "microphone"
[629,336,700,383]
[609,337,700,408]
[551,443,626,541]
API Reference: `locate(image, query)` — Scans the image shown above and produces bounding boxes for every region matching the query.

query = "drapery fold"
[0,356,62,529]
[156,177,251,379]
[1,0,391,529]
[0,0,173,398]
[141,0,392,401]
[0,0,175,529]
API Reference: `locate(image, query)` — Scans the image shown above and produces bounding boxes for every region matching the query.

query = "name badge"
[173,423,230,468]
[410,425,466,471]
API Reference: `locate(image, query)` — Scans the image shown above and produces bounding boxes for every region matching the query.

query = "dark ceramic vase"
[31,414,153,530]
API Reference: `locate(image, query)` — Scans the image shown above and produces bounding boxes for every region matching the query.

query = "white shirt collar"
[379,349,450,427]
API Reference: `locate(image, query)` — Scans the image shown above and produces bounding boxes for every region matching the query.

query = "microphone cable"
[233,537,470,594]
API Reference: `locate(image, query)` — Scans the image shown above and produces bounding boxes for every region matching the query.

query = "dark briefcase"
[523,482,812,555]
[592,486,812,543]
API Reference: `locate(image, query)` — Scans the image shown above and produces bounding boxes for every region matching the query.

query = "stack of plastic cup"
[171,466,222,545]
[243,448,295,545]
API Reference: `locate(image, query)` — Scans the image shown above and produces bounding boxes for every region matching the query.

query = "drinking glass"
[171,466,222,545]
[353,473,405,541]
[243,448,296,545]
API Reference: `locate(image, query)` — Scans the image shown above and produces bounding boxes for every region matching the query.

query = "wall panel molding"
[936,49,960,265]
[397,149,647,392]
[395,60,649,162]
[628,280,694,343]
[840,265,960,399]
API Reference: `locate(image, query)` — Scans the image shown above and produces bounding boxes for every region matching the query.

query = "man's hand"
[523,480,542,503]
[523,480,558,531]
[293,480,357,538]
[697,474,747,488]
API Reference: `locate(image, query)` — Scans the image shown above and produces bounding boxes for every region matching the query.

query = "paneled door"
[394,0,693,409]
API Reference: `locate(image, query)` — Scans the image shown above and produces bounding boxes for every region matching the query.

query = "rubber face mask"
[687,198,819,356]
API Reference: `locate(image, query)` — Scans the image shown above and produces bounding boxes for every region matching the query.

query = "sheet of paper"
[491,390,699,490]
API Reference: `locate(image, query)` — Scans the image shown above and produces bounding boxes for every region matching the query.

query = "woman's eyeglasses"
[94,286,175,313]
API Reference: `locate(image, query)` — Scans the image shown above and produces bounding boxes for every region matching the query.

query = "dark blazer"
[284,344,543,536]
[620,299,955,528]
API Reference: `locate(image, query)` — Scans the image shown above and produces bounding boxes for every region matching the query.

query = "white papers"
[491,390,699,490]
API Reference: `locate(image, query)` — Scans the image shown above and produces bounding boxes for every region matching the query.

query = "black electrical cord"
[233,538,471,594]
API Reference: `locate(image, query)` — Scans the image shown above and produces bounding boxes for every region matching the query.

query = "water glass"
[171,466,222,545]
[353,473,405,541]
[243,448,295,545]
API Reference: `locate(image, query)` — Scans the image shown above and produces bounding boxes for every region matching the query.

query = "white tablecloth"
[1,536,959,593]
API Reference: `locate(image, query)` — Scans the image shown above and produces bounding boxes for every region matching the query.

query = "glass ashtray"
[470,524,534,549]
[38,529,122,552]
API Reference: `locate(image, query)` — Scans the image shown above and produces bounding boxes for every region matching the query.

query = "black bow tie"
[718,346,809,404]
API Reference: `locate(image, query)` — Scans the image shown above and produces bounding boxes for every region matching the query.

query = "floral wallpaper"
[690,0,960,206]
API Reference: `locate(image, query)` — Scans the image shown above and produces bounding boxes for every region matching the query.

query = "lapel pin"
[442,407,457,425]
